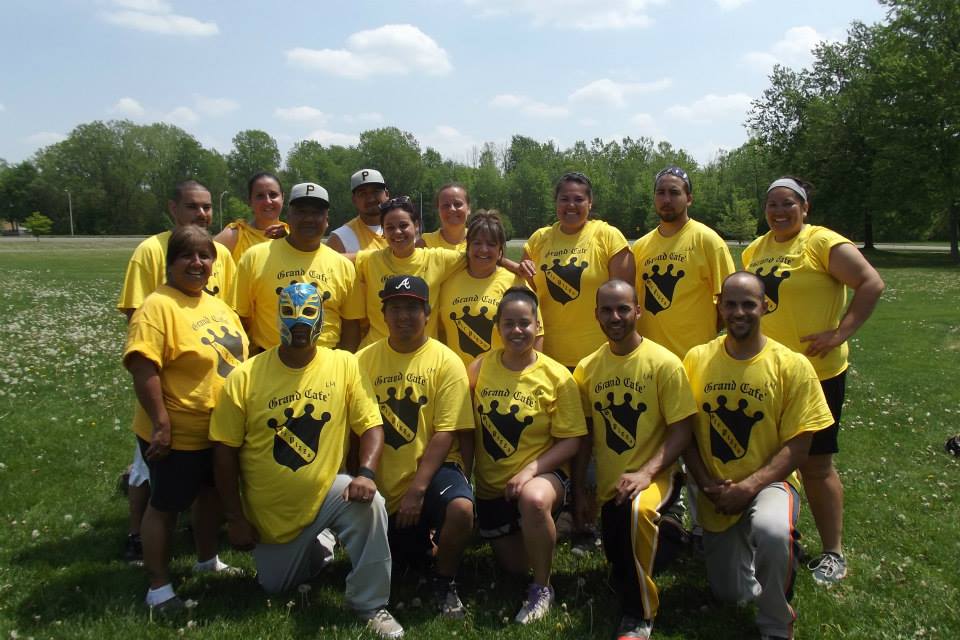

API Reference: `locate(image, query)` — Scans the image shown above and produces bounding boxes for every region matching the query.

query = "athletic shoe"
[124,533,143,562]
[945,435,960,457]
[193,558,244,577]
[514,583,554,624]
[615,614,653,639]
[359,607,405,638]
[570,528,601,556]
[808,551,847,586]
[433,578,466,619]
[149,595,186,620]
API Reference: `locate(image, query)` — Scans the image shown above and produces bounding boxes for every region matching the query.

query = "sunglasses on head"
[379,195,415,214]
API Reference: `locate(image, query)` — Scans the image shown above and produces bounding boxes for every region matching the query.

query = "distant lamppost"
[64,189,74,236]
[219,190,229,231]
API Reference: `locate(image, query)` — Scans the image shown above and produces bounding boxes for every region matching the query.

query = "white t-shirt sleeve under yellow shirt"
[209,348,381,544]
[124,284,248,450]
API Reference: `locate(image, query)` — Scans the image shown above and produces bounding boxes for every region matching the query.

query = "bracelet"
[357,466,376,480]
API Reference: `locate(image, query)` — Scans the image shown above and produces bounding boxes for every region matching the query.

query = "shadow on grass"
[863,249,959,269]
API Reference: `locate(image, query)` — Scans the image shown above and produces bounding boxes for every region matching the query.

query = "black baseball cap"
[379,275,429,304]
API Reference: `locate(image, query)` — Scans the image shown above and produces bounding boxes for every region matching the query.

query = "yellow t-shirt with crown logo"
[356,338,474,514]
[682,336,833,532]
[235,239,362,350]
[209,347,382,544]
[473,349,588,499]
[355,247,467,348]
[742,225,852,380]
[226,219,290,261]
[632,219,735,358]
[524,219,629,366]
[574,338,696,505]
[422,229,466,251]
[124,284,249,450]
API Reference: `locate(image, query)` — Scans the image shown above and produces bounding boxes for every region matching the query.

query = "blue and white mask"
[278,283,324,346]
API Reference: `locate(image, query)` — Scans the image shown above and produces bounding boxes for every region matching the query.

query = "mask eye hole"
[281,305,294,316]
[302,307,317,317]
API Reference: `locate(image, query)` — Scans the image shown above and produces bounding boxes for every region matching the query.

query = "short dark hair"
[597,279,638,305]
[435,183,470,208]
[166,225,215,269]
[171,179,208,203]
[466,210,507,250]
[494,286,539,323]
[654,166,692,195]
[247,172,283,200]
[719,271,766,301]
[379,195,421,228]
[554,171,592,200]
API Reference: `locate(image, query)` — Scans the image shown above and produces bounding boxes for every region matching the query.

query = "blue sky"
[1,0,887,166]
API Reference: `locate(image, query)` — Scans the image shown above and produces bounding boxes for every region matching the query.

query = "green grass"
[1,238,958,639]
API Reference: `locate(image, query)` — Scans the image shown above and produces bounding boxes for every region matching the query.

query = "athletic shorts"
[476,469,570,540]
[809,370,846,456]
[137,437,213,512]
[387,462,473,562]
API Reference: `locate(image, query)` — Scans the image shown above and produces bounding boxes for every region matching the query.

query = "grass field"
[0,237,957,639]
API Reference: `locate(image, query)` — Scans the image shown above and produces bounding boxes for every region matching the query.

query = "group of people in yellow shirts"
[117,165,884,640]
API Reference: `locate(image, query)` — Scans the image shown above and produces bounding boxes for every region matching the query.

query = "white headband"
[767,178,807,201]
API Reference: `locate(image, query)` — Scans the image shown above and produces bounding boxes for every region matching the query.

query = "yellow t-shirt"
[633,219,735,358]
[356,338,474,514]
[209,348,382,544]
[742,225,852,380]
[573,339,697,505]
[524,219,629,366]
[473,349,588,499]
[438,267,543,366]
[117,230,237,311]
[235,239,363,350]
[422,229,466,251]
[682,336,834,532]
[355,247,467,348]
[227,219,290,262]
[123,284,249,450]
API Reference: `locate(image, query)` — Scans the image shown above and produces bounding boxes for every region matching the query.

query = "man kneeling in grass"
[210,283,404,639]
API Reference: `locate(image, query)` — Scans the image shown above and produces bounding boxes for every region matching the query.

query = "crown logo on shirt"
[200,325,245,377]
[477,400,533,461]
[641,264,685,315]
[203,283,221,297]
[594,392,647,455]
[450,306,494,357]
[378,386,427,450]
[753,265,791,313]
[275,279,331,301]
[704,395,764,464]
[541,257,588,304]
[267,404,332,471]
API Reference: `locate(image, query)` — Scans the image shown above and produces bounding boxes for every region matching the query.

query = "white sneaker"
[359,607,404,638]
[514,583,554,624]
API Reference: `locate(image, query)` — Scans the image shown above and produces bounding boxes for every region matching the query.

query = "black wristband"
[357,466,376,480]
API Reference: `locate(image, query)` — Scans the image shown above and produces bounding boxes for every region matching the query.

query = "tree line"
[1,0,956,259]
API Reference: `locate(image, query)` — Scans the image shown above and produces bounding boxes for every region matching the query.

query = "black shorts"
[137,437,213,512]
[476,469,570,540]
[387,463,474,562]
[809,370,846,456]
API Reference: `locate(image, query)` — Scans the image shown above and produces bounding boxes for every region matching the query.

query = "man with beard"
[327,169,391,254]
[210,283,404,639]
[572,280,696,640]
[682,272,833,640]
[116,179,238,563]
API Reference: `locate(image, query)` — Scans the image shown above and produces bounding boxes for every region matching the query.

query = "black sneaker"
[124,533,143,562]
[432,577,466,619]
[945,435,960,457]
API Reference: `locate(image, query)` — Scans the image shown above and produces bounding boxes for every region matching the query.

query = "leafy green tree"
[227,130,281,198]
[0,162,41,231]
[24,211,52,240]
[357,127,423,198]
[717,192,759,244]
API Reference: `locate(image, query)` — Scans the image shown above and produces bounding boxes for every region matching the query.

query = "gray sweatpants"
[253,474,392,613]
[703,482,800,638]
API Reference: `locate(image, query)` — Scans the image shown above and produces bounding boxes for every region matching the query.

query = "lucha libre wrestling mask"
[278,283,324,346]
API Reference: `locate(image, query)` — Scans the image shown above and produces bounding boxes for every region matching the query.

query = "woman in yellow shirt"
[438,210,542,365]
[522,172,635,368]
[468,288,587,625]
[418,183,470,250]
[214,172,289,261]
[742,176,885,586]
[124,225,249,613]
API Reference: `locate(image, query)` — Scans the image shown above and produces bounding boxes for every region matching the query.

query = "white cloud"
[164,106,198,125]
[101,1,218,36]
[464,0,664,30]
[568,78,672,108]
[579,117,599,127]
[109,97,146,118]
[714,0,751,9]
[421,125,479,159]
[286,24,451,79]
[630,113,662,138]
[275,106,328,124]
[743,26,832,71]
[305,129,360,147]
[490,94,569,118]
[25,131,66,146]
[195,97,238,117]
[665,93,752,124]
